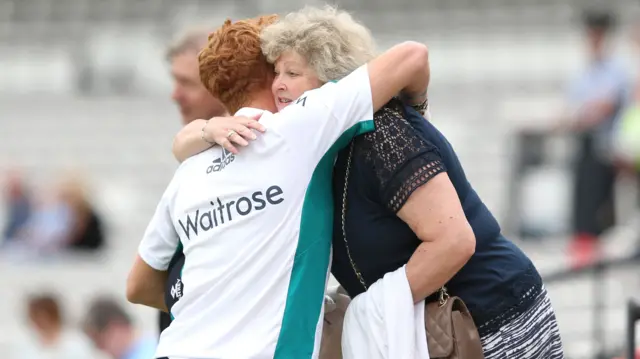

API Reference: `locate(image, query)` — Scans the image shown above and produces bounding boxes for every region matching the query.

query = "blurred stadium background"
[1,0,639,358]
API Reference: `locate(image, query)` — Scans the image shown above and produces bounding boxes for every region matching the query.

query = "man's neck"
[245,100,275,113]
[243,89,277,113]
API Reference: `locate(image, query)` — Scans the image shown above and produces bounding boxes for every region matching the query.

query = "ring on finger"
[227,130,237,138]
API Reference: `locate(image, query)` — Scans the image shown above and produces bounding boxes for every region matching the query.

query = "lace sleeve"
[359,102,447,213]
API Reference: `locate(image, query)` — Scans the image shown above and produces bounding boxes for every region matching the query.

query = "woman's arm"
[172,119,211,162]
[172,114,266,162]
[363,107,474,303]
[396,173,475,303]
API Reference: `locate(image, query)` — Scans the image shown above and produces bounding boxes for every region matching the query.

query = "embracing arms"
[171,41,430,162]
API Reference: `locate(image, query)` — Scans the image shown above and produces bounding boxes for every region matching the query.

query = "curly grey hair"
[260,6,376,83]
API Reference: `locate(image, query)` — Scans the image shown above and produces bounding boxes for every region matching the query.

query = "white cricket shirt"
[138,65,375,359]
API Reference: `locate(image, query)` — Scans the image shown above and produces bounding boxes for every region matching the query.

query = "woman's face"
[272,50,323,111]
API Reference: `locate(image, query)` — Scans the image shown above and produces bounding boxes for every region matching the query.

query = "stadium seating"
[0,0,639,356]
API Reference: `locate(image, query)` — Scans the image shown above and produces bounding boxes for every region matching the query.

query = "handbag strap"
[341,141,369,291]
[340,140,449,304]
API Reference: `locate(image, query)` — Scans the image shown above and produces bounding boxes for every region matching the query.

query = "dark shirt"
[2,195,31,242]
[68,209,104,251]
[159,245,185,333]
[331,99,542,337]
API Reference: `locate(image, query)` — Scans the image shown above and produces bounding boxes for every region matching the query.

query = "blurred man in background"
[167,26,228,125]
[10,293,95,359]
[158,25,229,334]
[83,297,156,359]
[616,20,640,191]
[563,9,631,268]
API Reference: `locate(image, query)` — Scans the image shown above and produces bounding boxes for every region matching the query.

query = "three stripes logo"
[207,147,235,174]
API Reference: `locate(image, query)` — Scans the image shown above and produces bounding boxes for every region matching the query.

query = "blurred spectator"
[563,9,632,267]
[612,347,640,359]
[167,25,228,125]
[6,174,104,256]
[11,184,75,254]
[57,175,105,252]
[9,293,95,359]
[612,22,640,176]
[1,170,32,245]
[83,297,156,359]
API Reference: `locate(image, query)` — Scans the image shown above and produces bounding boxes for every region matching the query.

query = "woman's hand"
[203,113,267,154]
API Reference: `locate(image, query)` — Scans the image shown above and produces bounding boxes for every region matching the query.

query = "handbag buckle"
[438,286,450,307]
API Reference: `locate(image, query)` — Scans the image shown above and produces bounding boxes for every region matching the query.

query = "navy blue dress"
[330,99,543,337]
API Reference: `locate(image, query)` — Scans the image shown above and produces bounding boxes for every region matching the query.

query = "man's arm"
[572,96,623,131]
[126,255,169,312]
[126,177,180,311]
[366,41,429,112]
[562,64,632,132]
[311,40,430,128]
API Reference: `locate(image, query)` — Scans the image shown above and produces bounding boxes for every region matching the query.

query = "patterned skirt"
[480,287,564,359]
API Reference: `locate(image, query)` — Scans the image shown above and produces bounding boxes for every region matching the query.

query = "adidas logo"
[207,147,235,174]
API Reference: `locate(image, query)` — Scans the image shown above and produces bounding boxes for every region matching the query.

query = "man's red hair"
[199,15,278,114]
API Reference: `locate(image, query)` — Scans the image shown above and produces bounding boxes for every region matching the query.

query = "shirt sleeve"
[619,70,633,106]
[266,64,375,158]
[314,64,375,132]
[138,178,180,271]
[359,101,447,213]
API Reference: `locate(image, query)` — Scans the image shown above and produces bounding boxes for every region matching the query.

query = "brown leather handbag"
[425,287,484,359]
[340,142,485,359]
